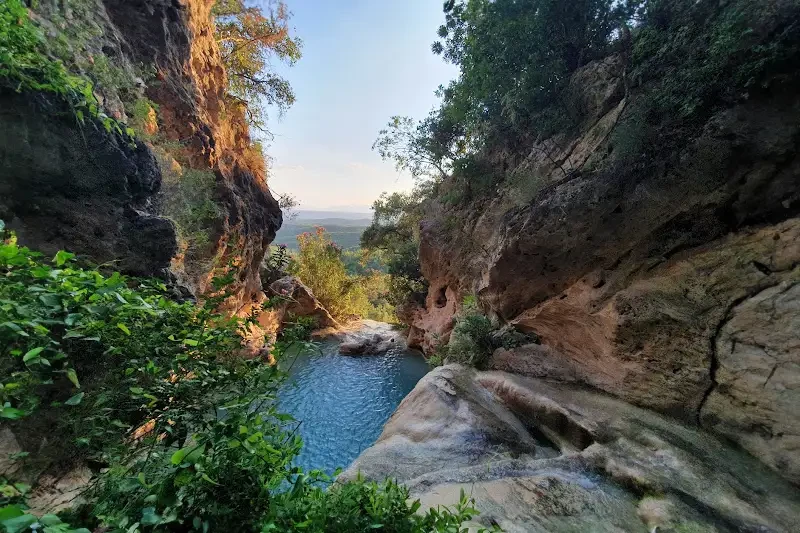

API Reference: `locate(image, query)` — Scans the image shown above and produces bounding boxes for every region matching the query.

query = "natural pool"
[277,338,430,474]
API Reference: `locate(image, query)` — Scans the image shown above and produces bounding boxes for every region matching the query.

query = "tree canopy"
[213,0,302,133]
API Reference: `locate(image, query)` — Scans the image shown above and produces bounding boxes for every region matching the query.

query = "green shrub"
[0,224,490,532]
[265,478,487,532]
[291,228,394,322]
[444,297,536,369]
[158,166,221,259]
[631,0,800,122]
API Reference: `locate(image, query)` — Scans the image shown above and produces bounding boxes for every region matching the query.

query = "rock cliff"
[0,0,282,313]
[404,55,800,484]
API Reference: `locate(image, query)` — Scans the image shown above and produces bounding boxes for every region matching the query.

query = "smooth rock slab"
[343,365,800,533]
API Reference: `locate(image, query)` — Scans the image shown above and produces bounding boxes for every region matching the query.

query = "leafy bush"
[361,189,430,308]
[158,166,221,259]
[291,228,395,322]
[0,224,489,531]
[261,244,293,287]
[630,0,800,122]
[443,297,536,369]
[265,478,487,532]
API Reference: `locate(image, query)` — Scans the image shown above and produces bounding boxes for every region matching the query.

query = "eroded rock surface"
[0,0,283,308]
[344,365,800,533]
[404,53,800,483]
[701,279,800,484]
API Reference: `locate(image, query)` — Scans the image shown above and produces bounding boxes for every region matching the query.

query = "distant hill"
[275,217,372,250]
[292,210,372,221]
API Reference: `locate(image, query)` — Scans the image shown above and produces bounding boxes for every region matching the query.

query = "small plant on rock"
[443,296,537,369]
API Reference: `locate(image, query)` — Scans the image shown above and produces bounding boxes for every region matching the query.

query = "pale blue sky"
[262,0,457,211]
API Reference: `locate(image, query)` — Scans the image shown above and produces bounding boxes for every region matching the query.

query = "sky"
[261,0,458,212]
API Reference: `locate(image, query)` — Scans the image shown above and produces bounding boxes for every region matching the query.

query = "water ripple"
[277,340,430,474]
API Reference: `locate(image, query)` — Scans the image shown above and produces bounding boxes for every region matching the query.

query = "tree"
[431,0,632,145]
[361,187,432,307]
[373,114,456,181]
[291,227,371,320]
[213,0,302,133]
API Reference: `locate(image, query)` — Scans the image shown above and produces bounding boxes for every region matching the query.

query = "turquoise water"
[277,339,430,474]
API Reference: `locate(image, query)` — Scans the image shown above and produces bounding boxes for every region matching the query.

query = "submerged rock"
[344,365,800,533]
[313,320,406,356]
[339,333,396,356]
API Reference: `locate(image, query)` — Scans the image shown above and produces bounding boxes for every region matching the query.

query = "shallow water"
[277,338,430,474]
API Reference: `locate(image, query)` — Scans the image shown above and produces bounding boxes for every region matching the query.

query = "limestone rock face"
[0,91,177,277]
[102,0,283,311]
[701,279,800,483]
[405,54,800,482]
[344,365,800,533]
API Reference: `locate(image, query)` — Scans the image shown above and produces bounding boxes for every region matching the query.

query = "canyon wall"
[0,0,282,313]
[407,56,800,483]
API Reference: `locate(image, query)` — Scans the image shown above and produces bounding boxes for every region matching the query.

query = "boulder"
[339,333,397,356]
[269,276,339,329]
[316,320,406,356]
[239,276,339,356]
[344,365,800,533]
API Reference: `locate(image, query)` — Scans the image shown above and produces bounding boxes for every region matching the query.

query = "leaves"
[65,392,84,406]
[0,216,484,532]
[65,368,80,388]
[21,347,43,363]
[53,250,75,267]
[0,512,36,533]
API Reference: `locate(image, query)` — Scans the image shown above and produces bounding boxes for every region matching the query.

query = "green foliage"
[0,225,484,531]
[0,507,90,533]
[373,115,461,181]
[0,226,243,438]
[291,228,391,321]
[126,98,160,140]
[159,167,221,259]
[361,188,431,308]
[444,297,535,369]
[265,479,496,533]
[261,244,293,286]
[630,0,800,122]
[213,0,302,132]
[0,0,133,139]
[375,0,800,216]
[433,0,630,146]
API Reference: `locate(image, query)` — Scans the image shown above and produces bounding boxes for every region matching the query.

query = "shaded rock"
[701,279,800,484]
[0,90,177,277]
[0,428,23,479]
[101,0,283,310]
[24,464,92,516]
[344,366,800,533]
